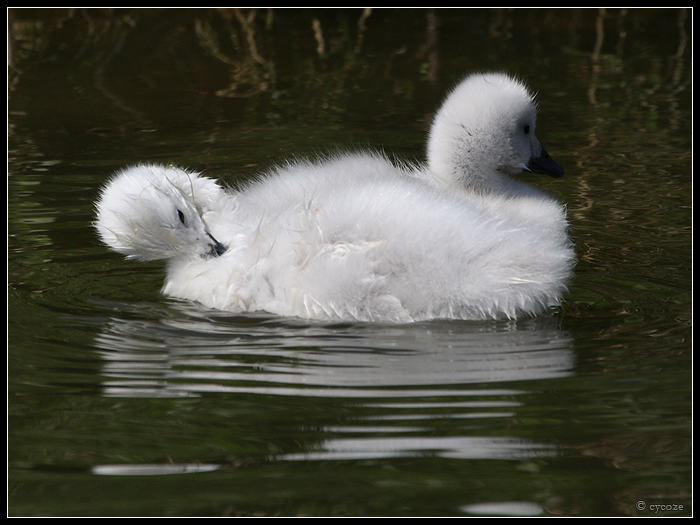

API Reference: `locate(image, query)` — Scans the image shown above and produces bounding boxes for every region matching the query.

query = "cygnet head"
[427,72,564,194]
[95,164,227,261]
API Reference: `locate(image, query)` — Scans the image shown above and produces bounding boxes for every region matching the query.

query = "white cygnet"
[95,72,575,323]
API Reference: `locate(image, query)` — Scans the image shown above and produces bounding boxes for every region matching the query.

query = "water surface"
[8,8,691,517]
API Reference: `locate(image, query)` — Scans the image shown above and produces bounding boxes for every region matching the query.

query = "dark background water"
[8,8,691,516]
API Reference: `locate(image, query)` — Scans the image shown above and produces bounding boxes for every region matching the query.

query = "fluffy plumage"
[94,72,575,323]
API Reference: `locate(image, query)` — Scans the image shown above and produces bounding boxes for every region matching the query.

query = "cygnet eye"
[523,125,530,135]
[177,209,186,226]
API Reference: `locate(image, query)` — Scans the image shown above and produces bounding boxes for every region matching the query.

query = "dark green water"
[8,8,691,516]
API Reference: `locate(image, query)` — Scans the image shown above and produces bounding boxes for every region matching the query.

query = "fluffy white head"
[427,72,563,194]
[94,164,227,261]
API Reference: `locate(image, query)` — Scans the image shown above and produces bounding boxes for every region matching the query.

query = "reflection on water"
[95,302,574,397]
[93,301,572,463]
[462,501,545,517]
[280,436,557,462]
[93,463,220,476]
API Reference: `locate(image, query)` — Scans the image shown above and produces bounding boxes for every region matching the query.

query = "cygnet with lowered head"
[94,72,575,323]
[95,164,227,262]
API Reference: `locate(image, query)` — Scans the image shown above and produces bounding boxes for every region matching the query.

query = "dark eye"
[177,209,186,226]
[523,125,530,135]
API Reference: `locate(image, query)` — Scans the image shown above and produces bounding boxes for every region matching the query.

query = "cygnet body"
[95,72,575,323]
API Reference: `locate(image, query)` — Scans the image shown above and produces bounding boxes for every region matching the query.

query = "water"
[8,8,691,516]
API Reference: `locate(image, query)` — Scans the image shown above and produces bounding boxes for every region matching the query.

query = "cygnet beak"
[526,146,564,179]
[207,233,227,257]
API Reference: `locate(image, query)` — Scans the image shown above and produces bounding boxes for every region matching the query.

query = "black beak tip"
[549,166,565,180]
[207,233,227,257]
[214,241,227,257]
[527,149,565,179]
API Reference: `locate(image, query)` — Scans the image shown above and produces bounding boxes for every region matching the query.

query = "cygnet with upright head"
[427,72,564,197]
[94,72,575,323]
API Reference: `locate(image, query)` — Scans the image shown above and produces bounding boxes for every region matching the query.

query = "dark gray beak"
[207,233,227,257]
[526,146,564,179]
